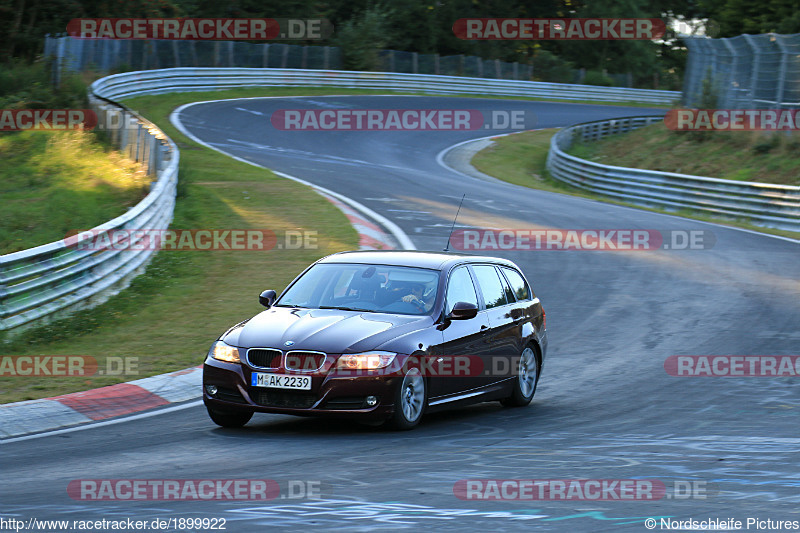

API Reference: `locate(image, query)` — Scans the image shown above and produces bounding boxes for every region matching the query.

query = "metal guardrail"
[0,92,178,334]
[546,116,800,231]
[89,67,680,104]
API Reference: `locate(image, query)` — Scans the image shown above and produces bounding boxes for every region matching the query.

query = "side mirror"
[259,289,277,308]
[448,301,478,320]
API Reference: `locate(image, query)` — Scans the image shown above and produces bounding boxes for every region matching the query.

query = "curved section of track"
[1,97,798,531]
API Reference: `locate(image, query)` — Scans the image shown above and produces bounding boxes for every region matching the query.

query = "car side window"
[497,267,516,303]
[501,267,532,301]
[471,264,508,309]
[445,266,479,315]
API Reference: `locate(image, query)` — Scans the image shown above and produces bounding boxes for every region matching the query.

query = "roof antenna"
[444,194,466,252]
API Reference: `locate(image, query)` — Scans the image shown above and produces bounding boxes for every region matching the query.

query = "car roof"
[318,250,520,271]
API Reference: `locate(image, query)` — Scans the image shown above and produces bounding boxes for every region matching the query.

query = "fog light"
[205,385,218,396]
[365,395,378,407]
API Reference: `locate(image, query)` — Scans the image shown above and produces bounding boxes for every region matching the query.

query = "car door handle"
[480,325,488,330]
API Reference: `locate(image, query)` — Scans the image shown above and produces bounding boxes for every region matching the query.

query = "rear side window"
[471,265,508,309]
[501,267,532,301]
[445,267,479,314]
[497,267,516,303]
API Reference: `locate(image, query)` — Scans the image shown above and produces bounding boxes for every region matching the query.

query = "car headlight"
[336,351,397,370]
[209,341,241,363]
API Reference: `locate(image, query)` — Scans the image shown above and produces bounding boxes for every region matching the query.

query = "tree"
[334,5,390,71]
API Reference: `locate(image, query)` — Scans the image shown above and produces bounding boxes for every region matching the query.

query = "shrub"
[582,70,614,86]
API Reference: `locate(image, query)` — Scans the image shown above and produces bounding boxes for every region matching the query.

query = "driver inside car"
[401,282,433,312]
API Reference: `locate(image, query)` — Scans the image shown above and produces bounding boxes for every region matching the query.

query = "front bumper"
[203,357,400,422]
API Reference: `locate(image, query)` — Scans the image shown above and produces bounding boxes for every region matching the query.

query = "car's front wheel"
[206,406,253,428]
[388,368,426,430]
[500,345,539,407]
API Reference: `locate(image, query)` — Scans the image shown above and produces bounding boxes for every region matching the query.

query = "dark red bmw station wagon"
[203,250,547,430]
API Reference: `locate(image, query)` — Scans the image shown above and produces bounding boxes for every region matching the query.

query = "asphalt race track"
[2,96,799,531]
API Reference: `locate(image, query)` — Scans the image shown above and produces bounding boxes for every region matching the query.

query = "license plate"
[251,373,312,390]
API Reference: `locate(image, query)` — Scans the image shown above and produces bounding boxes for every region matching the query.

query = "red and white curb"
[0,366,202,439]
[0,202,399,439]
[321,193,396,250]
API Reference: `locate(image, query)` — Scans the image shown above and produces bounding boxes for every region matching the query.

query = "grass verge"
[0,130,149,254]
[569,123,800,186]
[471,129,800,240]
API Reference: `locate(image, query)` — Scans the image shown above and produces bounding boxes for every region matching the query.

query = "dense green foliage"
[6,0,795,89]
[0,60,87,109]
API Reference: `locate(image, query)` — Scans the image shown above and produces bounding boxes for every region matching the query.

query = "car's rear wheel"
[388,368,426,430]
[500,345,539,407]
[206,406,253,428]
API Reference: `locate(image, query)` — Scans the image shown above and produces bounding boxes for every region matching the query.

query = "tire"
[207,406,253,428]
[388,368,426,430]
[500,345,539,407]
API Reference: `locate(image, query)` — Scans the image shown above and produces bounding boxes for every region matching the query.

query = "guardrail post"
[108,108,118,145]
[741,35,759,109]
[148,135,158,175]
[85,40,94,70]
[119,110,128,153]
[125,39,132,69]
[135,123,143,162]
[774,34,789,109]
[53,37,65,86]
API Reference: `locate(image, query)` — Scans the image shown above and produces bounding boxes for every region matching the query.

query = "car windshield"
[276,263,440,316]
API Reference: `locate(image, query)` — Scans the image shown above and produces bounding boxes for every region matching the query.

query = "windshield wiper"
[273,304,308,308]
[318,305,373,312]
